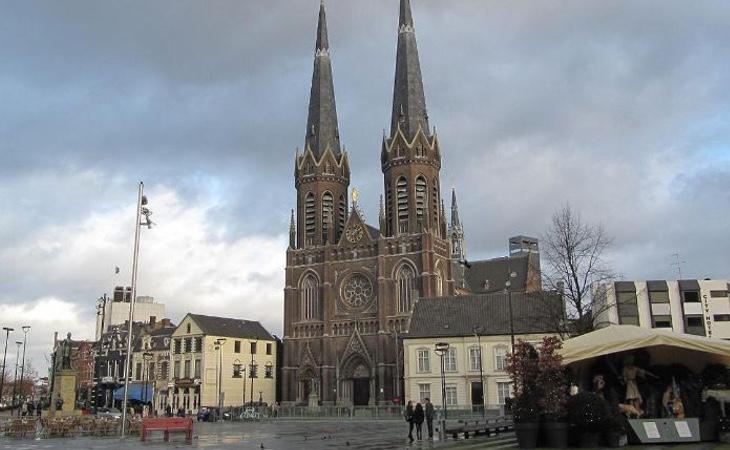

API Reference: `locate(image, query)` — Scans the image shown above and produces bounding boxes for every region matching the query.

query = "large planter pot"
[578,431,601,448]
[514,422,540,449]
[541,421,568,448]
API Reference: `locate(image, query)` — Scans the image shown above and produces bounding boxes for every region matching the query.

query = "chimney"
[161,318,171,328]
[113,286,124,302]
[54,331,58,346]
[149,316,157,328]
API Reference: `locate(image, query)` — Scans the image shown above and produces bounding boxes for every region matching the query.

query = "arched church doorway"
[340,356,372,406]
[351,364,370,406]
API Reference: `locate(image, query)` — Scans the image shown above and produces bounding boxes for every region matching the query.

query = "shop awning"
[113,383,154,402]
[560,325,730,371]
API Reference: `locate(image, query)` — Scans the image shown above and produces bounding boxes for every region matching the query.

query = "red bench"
[141,417,193,442]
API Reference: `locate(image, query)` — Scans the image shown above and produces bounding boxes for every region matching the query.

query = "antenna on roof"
[670,252,685,279]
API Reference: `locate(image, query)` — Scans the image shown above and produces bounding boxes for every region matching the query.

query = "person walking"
[414,402,425,440]
[405,400,415,441]
[424,398,435,439]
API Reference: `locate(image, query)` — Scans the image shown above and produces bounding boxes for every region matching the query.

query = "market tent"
[560,325,730,372]
[113,383,154,402]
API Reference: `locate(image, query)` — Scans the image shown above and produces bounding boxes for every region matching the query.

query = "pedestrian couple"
[405,398,434,441]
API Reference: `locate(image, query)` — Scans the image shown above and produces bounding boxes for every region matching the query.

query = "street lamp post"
[434,341,449,438]
[393,322,401,402]
[249,340,257,404]
[121,181,154,437]
[11,341,21,414]
[473,326,486,418]
[18,326,30,417]
[0,327,13,406]
[505,271,517,353]
[215,338,226,419]
[142,352,153,412]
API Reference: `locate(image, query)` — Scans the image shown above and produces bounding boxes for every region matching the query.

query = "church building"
[282,0,453,406]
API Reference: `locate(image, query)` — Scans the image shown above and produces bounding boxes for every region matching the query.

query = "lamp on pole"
[18,326,30,416]
[249,340,257,404]
[505,269,518,353]
[434,341,450,437]
[214,338,227,418]
[0,327,13,406]
[393,322,402,403]
[121,181,154,436]
[473,326,486,418]
[142,352,153,408]
[11,341,22,414]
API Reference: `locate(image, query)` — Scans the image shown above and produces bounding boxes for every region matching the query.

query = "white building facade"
[595,279,730,339]
[95,286,165,340]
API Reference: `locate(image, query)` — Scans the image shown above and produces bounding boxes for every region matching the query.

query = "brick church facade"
[282,0,455,406]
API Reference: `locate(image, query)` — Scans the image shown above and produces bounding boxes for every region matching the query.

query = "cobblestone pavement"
[2,420,730,450]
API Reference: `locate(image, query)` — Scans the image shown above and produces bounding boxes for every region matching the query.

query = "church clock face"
[345,224,364,243]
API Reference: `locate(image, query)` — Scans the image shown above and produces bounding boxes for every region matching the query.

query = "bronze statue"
[58,332,73,371]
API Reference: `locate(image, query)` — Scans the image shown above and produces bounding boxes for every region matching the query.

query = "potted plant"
[566,392,610,448]
[536,336,568,448]
[507,340,541,449]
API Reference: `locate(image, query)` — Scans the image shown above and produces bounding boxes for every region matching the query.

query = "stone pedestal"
[51,370,77,416]
[308,394,320,411]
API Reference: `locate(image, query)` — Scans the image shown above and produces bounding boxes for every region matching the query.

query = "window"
[194,359,201,378]
[432,178,439,228]
[265,362,273,378]
[711,291,729,298]
[194,337,202,352]
[444,385,457,406]
[135,363,142,381]
[148,362,155,379]
[184,338,192,353]
[444,347,457,372]
[469,347,482,372]
[683,291,700,302]
[497,382,512,405]
[494,346,508,372]
[396,264,416,313]
[322,191,334,243]
[233,363,242,378]
[161,362,169,379]
[338,195,346,236]
[396,177,408,233]
[418,383,431,402]
[714,314,730,322]
[174,339,181,354]
[301,274,320,320]
[416,349,430,373]
[305,192,315,245]
[266,343,272,355]
[685,315,705,336]
[234,341,241,353]
[652,315,672,328]
[415,176,427,226]
[649,291,670,303]
[250,342,257,354]
[186,323,191,334]
[174,361,180,379]
[617,292,640,325]
[249,363,258,378]
[184,360,191,378]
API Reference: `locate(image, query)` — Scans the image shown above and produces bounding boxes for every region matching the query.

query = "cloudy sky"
[1,0,728,373]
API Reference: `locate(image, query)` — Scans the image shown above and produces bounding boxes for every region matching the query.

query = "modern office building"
[95,286,166,340]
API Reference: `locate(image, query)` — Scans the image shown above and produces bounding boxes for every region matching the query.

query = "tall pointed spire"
[305,1,341,159]
[289,209,296,248]
[451,188,461,227]
[390,0,429,139]
[450,189,465,261]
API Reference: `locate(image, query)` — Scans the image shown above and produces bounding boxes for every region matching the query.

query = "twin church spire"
[294,0,443,248]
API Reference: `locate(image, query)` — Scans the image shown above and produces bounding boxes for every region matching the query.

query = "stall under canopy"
[560,325,730,372]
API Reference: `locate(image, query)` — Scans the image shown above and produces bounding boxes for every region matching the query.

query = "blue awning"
[113,383,154,402]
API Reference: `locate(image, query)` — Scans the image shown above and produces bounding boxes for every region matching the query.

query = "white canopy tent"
[560,325,730,372]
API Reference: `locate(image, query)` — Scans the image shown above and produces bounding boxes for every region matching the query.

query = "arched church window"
[396,264,416,312]
[338,195,346,236]
[322,192,333,243]
[432,178,440,227]
[415,176,427,226]
[305,193,316,246]
[396,177,409,234]
[436,267,444,297]
[301,274,320,321]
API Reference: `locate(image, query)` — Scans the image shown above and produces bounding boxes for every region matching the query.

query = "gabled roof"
[187,314,274,341]
[453,254,529,294]
[408,292,561,339]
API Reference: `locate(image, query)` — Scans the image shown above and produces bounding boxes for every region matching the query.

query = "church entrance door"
[353,378,370,406]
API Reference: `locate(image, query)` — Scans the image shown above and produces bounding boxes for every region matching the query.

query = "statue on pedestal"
[56,332,73,371]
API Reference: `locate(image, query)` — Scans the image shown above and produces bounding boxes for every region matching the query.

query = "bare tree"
[541,204,616,336]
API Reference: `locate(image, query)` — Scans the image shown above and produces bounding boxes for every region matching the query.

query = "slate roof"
[407,292,562,339]
[188,314,274,341]
[453,254,529,294]
[133,325,176,352]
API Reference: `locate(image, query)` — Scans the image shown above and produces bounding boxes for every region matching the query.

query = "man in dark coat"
[424,398,435,439]
[405,401,415,441]
[414,403,425,440]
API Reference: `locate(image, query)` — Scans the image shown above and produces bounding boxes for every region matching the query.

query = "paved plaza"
[3,420,730,450]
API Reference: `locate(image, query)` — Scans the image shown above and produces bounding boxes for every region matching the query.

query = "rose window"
[342,274,373,308]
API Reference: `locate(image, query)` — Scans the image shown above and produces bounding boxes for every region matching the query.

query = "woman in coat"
[413,402,425,440]
[405,401,415,441]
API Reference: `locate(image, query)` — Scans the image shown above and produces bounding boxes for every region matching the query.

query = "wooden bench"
[444,416,514,439]
[141,417,193,443]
